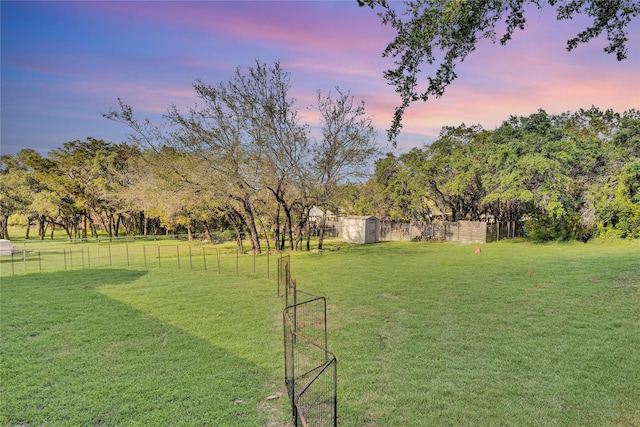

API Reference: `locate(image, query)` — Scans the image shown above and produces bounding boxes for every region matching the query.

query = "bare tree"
[313,88,379,249]
[105,61,312,254]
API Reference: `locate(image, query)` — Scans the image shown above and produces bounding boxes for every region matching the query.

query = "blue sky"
[2,1,639,156]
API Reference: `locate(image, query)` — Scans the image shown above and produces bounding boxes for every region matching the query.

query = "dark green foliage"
[0,140,140,241]
[363,108,640,241]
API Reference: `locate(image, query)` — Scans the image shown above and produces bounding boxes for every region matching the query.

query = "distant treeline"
[1,107,638,246]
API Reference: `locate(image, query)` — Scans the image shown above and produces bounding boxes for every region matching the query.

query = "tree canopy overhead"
[358,0,640,143]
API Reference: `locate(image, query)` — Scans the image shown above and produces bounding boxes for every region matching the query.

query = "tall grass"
[2,239,639,426]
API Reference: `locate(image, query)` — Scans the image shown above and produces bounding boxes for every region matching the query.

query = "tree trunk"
[103,213,112,237]
[226,207,245,253]
[38,216,47,240]
[241,196,261,254]
[235,229,243,252]
[114,215,121,237]
[202,220,213,242]
[90,218,98,239]
[284,206,295,251]
[81,213,88,240]
[280,227,285,252]
[273,205,282,251]
[143,214,149,236]
[0,215,9,240]
[64,224,73,241]
[25,218,32,239]
[317,210,327,250]
[294,205,310,251]
[231,222,244,253]
[257,216,271,253]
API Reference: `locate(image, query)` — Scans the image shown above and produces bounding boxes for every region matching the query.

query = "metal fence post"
[202,247,207,271]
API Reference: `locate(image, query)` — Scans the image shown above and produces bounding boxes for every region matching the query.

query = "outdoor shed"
[341,216,380,244]
[0,239,17,256]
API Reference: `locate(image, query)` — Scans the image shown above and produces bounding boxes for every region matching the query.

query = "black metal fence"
[0,242,275,277]
[278,255,291,297]
[280,256,337,427]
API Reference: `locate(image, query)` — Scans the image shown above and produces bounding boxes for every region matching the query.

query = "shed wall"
[0,240,14,256]
[341,217,379,244]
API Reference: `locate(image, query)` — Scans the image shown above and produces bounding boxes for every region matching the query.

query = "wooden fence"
[380,220,523,243]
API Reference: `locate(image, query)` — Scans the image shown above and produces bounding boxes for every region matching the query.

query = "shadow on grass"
[1,269,276,426]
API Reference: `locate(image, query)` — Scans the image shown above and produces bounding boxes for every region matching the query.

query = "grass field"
[2,239,639,426]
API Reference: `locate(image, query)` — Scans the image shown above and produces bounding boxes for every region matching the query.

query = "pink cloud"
[93,1,392,55]
[4,1,637,155]
[386,6,640,143]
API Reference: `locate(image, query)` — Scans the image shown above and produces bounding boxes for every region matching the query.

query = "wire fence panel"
[284,297,337,427]
[296,356,337,427]
[288,280,321,309]
[278,255,290,297]
[290,297,327,350]
[0,240,277,278]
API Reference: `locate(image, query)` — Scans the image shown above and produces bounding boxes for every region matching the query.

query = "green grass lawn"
[2,239,639,426]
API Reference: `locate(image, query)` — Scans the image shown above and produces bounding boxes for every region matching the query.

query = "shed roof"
[343,215,377,220]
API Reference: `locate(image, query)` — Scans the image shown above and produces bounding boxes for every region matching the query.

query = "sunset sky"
[2,1,639,156]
